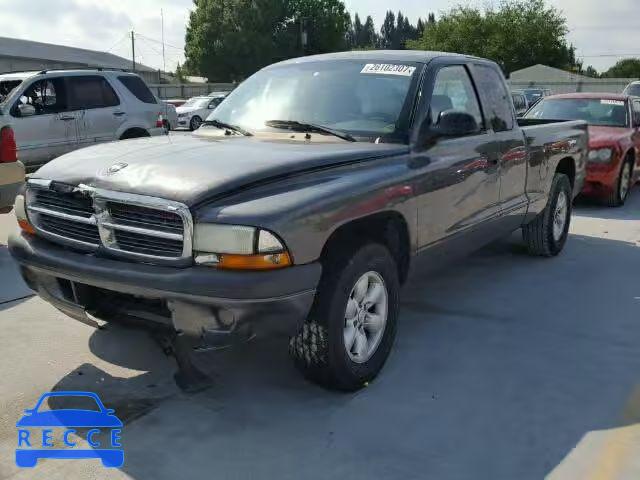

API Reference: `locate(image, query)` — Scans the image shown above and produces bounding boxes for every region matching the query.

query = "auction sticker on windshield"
[361,64,416,76]
[601,99,625,106]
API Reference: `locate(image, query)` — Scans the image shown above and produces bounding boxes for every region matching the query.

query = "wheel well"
[120,128,150,140]
[320,212,411,284]
[556,157,576,189]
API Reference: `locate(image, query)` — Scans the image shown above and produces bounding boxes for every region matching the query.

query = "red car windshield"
[526,98,629,128]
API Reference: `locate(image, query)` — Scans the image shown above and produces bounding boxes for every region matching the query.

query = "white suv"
[0,69,165,171]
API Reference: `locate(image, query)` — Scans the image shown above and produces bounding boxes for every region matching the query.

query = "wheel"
[189,116,202,131]
[523,173,572,257]
[604,159,633,207]
[289,243,400,391]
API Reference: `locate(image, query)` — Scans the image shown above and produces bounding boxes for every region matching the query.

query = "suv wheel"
[605,159,633,207]
[523,173,572,257]
[289,243,400,391]
[190,116,202,131]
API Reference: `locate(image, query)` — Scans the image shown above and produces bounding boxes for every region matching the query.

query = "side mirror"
[425,110,480,139]
[17,104,36,117]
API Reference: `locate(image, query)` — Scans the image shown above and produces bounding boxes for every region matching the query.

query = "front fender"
[194,156,418,264]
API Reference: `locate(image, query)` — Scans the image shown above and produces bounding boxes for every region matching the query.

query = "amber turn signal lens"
[216,252,292,270]
[18,219,36,235]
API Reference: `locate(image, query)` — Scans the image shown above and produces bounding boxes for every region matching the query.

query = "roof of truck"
[270,50,485,68]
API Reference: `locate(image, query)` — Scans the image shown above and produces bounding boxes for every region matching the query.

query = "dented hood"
[33,134,406,206]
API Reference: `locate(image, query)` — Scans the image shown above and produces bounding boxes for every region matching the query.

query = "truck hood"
[33,135,407,206]
[588,125,630,146]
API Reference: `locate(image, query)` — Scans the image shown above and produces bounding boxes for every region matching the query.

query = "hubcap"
[553,191,568,242]
[192,118,201,129]
[620,163,631,201]
[343,271,388,364]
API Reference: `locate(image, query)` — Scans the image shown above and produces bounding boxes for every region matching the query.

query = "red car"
[525,93,640,206]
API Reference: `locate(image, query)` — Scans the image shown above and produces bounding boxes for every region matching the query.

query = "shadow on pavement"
[42,231,640,480]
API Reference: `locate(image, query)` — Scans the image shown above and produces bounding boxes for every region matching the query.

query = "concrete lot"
[0,190,639,480]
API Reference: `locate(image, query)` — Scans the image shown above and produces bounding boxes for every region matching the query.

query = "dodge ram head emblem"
[106,163,128,175]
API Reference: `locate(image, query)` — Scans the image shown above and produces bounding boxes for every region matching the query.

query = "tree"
[408,0,577,74]
[603,59,640,78]
[184,0,351,82]
[362,15,378,48]
[380,11,396,49]
[416,18,426,38]
[353,13,364,47]
[583,65,600,78]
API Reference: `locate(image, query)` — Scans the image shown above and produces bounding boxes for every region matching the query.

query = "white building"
[0,36,170,84]
[509,64,633,95]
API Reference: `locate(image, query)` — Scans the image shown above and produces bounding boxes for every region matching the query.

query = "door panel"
[11,77,78,169]
[412,64,501,250]
[471,64,529,229]
[66,76,125,150]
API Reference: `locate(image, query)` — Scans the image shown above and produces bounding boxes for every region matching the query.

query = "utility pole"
[131,31,136,72]
[161,9,166,74]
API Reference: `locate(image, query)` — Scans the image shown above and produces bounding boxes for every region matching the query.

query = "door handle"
[113,111,126,117]
[59,116,75,121]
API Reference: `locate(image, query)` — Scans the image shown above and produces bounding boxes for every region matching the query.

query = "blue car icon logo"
[16,391,123,468]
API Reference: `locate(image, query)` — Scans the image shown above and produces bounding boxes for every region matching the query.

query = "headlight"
[194,224,291,270]
[14,194,36,235]
[178,113,187,119]
[588,148,614,163]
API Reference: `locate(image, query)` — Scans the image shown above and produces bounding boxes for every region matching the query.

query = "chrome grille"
[26,180,193,265]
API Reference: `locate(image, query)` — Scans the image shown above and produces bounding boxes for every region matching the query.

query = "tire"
[604,159,633,207]
[289,243,400,391]
[163,119,171,133]
[523,173,572,257]
[189,116,202,131]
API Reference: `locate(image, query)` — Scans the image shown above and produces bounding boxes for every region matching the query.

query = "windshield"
[522,89,545,103]
[0,79,23,104]
[183,97,211,109]
[525,98,629,127]
[206,60,420,142]
[624,84,640,97]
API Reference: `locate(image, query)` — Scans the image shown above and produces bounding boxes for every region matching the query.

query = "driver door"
[412,64,501,251]
[11,77,78,169]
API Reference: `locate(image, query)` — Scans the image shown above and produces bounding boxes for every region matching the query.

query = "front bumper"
[581,161,621,196]
[9,232,320,349]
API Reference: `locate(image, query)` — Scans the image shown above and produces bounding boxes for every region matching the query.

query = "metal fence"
[148,83,237,99]
[508,80,634,95]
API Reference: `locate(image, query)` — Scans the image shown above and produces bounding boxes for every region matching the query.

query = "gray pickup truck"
[9,51,588,391]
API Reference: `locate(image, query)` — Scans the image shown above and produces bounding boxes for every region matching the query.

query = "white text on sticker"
[601,100,625,106]
[361,64,416,77]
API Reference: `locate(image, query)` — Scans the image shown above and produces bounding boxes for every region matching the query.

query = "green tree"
[584,65,600,78]
[603,59,640,78]
[361,15,378,48]
[380,11,396,49]
[184,0,350,82]
[408,0,577,74]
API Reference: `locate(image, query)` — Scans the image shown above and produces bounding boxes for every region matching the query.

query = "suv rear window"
[117,76,157,104]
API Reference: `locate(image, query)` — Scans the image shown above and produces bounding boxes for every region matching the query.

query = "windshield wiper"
[203,119,252,137]
[265,120,356,142]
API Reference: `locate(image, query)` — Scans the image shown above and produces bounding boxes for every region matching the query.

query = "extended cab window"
[67,76,120,110]
[473,65,514,132]
[118,75,157,104]
[430,65,483,130]
[15,78,67,116]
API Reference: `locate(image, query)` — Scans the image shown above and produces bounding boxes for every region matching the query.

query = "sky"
[0,0,638,73]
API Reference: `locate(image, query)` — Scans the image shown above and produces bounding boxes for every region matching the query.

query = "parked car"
[0,69,165,171]
[511,91,530,117]
[157,98,178,132]
[208,91,230,98]
[0,124,24,213]
[176,95,226,130]
[525,93,639,206]
[9,51,588,391]
[522,88,552,106]
[622,81,640,97]
[165,99,186,108]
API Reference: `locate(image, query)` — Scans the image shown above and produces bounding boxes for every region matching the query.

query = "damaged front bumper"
[9,232,320,351]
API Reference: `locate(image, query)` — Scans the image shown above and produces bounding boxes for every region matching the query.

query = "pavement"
[0,188,639,480]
